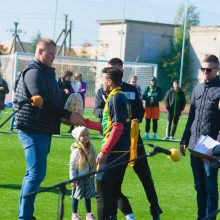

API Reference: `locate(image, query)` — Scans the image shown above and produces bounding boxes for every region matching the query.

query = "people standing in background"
[164,80,186,140]
[68,72,87,133]
[57,70,73,107]
[71,72,87,109]
[180,54,220,220]
[0,71,9,118]
[70,126,96,220]
[142,77,162,140]
[129,74,143,102]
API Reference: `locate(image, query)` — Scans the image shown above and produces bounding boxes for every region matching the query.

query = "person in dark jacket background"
[14,38,84,220]
[57,70,73,107]
[0,60,9,116]
[0,73,9,116]
[164,80,186,140]
[142,77,162,140]
[93,84,108,137]
[180,54,220,220]
[94,58,162,220]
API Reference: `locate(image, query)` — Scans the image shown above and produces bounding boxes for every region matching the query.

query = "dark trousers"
[96,178,124,220]
[72,197,91,213]
[117,136,162,217]
[166,114,180,137]
[145,119,158,133]
[190,155,218,220]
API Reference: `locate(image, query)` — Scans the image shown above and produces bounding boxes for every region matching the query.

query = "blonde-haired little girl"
[69,126,96,220]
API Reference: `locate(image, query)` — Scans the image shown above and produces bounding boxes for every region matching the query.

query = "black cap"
[150,76,157,81]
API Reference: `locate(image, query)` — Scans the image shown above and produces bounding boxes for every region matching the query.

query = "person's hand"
[71,182,77,188]
[96,152,108,165]
[69,112,84,126]
[206,148,213,156]
[201,157,210,164]
[64,89,70,95]
[131,118,139,123]
[201,149,213,164]
[180,144,187,156]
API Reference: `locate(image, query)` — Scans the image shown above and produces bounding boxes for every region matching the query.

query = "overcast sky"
[0,0,220,46]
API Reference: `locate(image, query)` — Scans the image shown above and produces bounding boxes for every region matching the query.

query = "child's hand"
[71,182,77,188]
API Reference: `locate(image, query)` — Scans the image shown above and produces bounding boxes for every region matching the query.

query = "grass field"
[0,108,219,220]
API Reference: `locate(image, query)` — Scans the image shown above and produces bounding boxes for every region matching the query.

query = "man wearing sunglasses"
[180,54,220,220]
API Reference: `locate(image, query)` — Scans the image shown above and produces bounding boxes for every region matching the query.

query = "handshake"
[62,93,85,126]
[63,112,85,126]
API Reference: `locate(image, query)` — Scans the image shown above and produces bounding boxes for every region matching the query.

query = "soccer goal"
[0,52,157,108]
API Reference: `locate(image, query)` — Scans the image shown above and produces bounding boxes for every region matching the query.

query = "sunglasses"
[200,67,217,73]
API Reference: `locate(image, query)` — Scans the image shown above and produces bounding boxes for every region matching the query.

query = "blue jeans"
[190,155,219,220]
[17,130,52,220]
[9,114,15,131]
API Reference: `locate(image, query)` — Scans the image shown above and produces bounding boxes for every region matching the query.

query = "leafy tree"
[159,3,200,95]
[30,31,41,53]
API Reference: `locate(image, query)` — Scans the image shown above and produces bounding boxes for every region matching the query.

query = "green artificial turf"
[0,108,219,220]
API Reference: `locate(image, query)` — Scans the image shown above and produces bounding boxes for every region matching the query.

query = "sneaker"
[125,213,135,220]
[143,134,149,140]
[163,136,169,140]
[72,213,82,220]
[152,133,158,140]
[170,136,175,140]
[86,213,95,220]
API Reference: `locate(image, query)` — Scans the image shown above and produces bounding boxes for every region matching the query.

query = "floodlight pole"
[53,0,59,40]
[179,0,188,88]
[119,0,126,59]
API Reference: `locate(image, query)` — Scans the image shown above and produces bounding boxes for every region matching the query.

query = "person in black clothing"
[94,84,108,138]
[14,38,84,220]
[0,74,9,116]
[57,70,73,107]
[180,54,220,220]
[164,80,186,140]
[94,58,162,220]
[0,60,9,116]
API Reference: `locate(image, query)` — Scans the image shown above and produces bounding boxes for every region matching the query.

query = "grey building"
[189,26,220,85]
[97,19,177,63]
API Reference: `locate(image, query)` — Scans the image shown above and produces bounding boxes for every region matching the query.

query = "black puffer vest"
[14,60,62,134]
[181,76,220,148]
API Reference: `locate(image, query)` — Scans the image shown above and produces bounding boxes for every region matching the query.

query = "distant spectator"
[0,72,9,118]
[57,70,73,107]
[129,74,143,102]
[68,72,87,133]
[142,77,162,140]
[164,80,186,140]
[71,72,87,109]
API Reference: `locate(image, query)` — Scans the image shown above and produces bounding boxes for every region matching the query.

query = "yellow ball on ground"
[167,148,181,161]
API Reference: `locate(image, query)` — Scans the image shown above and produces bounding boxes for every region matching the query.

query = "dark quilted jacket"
[14,59,71,134]
[181,76,220,148]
